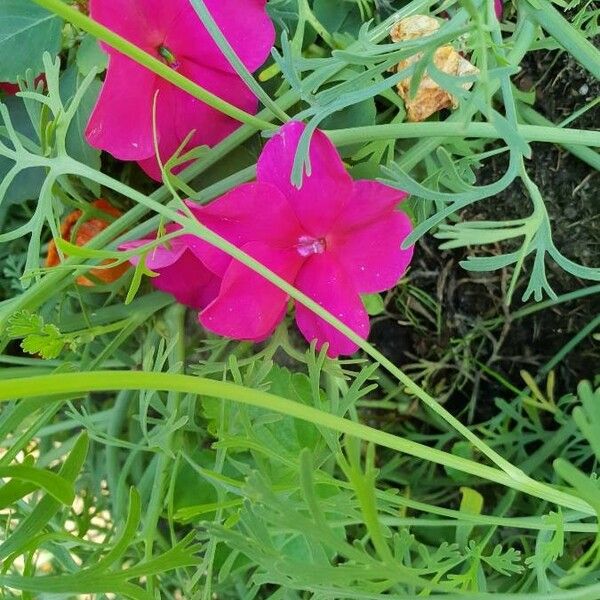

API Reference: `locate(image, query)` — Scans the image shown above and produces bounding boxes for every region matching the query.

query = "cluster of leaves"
[1,332,600,597]
[0,0,598,598]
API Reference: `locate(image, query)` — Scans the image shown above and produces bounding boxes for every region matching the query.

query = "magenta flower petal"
[86,54,155,160]
[136,67,258,179]
[119,238,184,270]
[167,0,275,73]
[87,0,274,181]
[90,0,167,51]
[150,249,221,310]
[330,211,414,294]
[294,253,369,358]
[200,241,304,341]
[185,183,303,277]
[328,180,414,293]
[338,180,408,229]
[120,231,220,309]
[257,122,353,236]
[495,0,503,18]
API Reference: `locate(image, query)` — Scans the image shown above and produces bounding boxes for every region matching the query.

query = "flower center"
[296,235,326,257]
[157,45,180,69]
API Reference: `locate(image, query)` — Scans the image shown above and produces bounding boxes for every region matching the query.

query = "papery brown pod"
[390,15,479,122]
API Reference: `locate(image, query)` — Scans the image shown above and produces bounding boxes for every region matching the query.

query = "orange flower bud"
[46,199,129,286]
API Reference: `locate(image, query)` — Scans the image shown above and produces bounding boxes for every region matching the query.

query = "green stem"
[0,371,592,515]
[517,103,600,171]
[326,123,600,147]
[522,0,600,80]
[31,0,275,131]
[141,305,186,593]
[188,0,289,123]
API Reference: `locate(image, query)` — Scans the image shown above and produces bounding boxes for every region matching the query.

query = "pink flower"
[85,0,275,180]
[187,122,414,357]
[120,225,220,310]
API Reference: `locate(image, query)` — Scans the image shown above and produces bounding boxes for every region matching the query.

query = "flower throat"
[157,45,180,69]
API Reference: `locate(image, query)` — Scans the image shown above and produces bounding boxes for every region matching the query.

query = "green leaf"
[76,33,108,76]
[0,0,62,81]
[478,542,524,576]
[7,310,67,359]
[0,465,74,505]
[21,329,65,359]
[456,486,483,549]
[572,381,600,462]
[6,309,44,337]
[362,293,385,316]
[0,433,88,561]
[313,0,363,38]
[60,64,102,172]
[525,511,564,570]
[0,95,45,205]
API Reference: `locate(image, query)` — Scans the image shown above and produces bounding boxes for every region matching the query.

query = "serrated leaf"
[76,33,107,76]
[21,332,65,359]
[525,511,564,569]
[479,543,524,575]
[6,310,44,337]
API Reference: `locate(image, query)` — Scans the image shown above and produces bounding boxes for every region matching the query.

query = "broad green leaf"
[60,65,102,173]
[76,33,108,76]
[313,0,363,38]
[0,465,74,505]
[456,486,484,549]
[0,0,62,81]
[0,95,45,204]
[362,293,385,316]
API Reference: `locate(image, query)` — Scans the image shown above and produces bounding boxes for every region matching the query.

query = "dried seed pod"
[390,14,479,122]
[390,14,440,42]
[46,199,129,286]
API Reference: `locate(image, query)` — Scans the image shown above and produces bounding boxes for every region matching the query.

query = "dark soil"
[371,46,600,418]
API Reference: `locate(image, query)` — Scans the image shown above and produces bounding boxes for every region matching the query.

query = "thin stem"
[518,103,600,171]
[0,371,592,515]
[187,0,290,123]
[326,123,600,147]
[522,0,600,80]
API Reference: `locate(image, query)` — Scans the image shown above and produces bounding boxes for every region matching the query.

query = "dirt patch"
[370,46,600,417]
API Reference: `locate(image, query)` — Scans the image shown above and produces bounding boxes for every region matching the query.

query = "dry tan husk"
[390,15,479,122]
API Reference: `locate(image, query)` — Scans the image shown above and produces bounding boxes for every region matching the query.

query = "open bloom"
[188,122,414,357]
[47,199,129,286]
[85,0,274,180]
